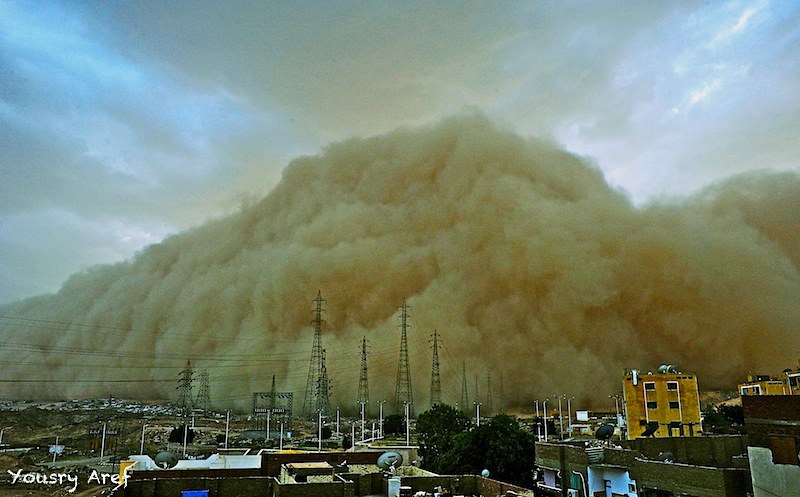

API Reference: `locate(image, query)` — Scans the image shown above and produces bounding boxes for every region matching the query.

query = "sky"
[1,0,799,304]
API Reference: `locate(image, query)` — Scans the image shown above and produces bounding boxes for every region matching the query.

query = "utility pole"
[394,300,414,416]
[430,330,442,406]
[304,291,326,418]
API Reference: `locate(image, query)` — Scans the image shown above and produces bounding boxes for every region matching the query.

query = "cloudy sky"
[1,0,799,304]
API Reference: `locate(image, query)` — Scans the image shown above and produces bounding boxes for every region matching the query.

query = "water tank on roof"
[658,364,677,374]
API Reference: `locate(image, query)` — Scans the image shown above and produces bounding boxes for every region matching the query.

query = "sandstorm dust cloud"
[2,115,799,411]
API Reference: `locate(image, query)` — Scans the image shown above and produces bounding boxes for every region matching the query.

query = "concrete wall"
[261,452,377,477]
[748,446,800,497]
[273,479,355,497]
[621,435,747,467]
[389,475,532,497]
[587,466,635,497]
[121,476,272,497]
[632,458,749,497]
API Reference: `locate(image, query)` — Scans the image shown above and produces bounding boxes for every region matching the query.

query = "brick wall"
[262,451,378,476]
[621,435,747,466]
[742,395,800,421]
[632,459,749,497]
[121,475,273,497]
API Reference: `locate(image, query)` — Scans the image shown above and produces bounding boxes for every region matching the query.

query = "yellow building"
[781,366,800,395]
[738,374,788,396]
[622,365,702,440]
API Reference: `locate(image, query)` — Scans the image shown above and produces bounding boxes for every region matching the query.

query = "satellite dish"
[595,424,615,440]
[658,364,677,374]
[154,451,178,469]
[481,469,490,477]
[657,451,673,463]
[377,451,403,470]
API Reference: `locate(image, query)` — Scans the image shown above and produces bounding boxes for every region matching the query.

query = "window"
[628,482,637,493]
[647,401,657,409]
[669,401,679,409]
[770,436,799,465]
[644,382,656,391]
[667,381,678,390]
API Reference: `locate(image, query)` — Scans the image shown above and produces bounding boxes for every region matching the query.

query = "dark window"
[644,382,656,391]
[669,401,679,409]
[647,401,657,409]
[770,436,799,465]
[667,381,678,390]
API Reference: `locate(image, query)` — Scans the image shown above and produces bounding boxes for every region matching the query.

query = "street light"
[543,399,549,441]
[224,410,230,449]
[474,402,482,427]
[317,410,323,453]
[377,400,386,439]
[140,423,149,455]
[567,396,575,437]
[360,402,366,442]
[404,401,411,446]
[609,394,621,421]
[555,394,564,440]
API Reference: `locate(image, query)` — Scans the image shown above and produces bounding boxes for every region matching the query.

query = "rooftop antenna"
[394,300,414,416]
[303,291,326,418]
[430,330,442,406]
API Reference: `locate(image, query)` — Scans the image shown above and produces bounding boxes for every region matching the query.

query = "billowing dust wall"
[2,115,799,411]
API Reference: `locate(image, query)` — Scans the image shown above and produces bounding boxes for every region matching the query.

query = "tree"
[168,425,196,443]
[416,403,471,473]
[321,425,333,440]
[383,414,405,436]
[438,414,536,488]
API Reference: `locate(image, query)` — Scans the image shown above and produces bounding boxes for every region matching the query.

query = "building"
[535,436,751,497]
[781,365,800,395]
[622,365,702,440]
[117,449,534,497]
[738,374,787,396]
[742,395,800,497]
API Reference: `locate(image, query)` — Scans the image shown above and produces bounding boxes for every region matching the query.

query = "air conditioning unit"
[566,489,579,497]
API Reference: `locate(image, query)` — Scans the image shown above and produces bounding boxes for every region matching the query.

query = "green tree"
[416,403,471,473]
[168,425,195,443]
[438,414,536,487]
[383,414,405,435]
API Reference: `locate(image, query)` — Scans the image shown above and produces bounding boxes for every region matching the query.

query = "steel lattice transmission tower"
[394,300,414,416]
[358,336,369,411]
[430,330,442,406]
[303,291,326,418]
[318,349,331,417]
[196,370,211,414]
[176,359,194,417]
[460,361,469,412]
